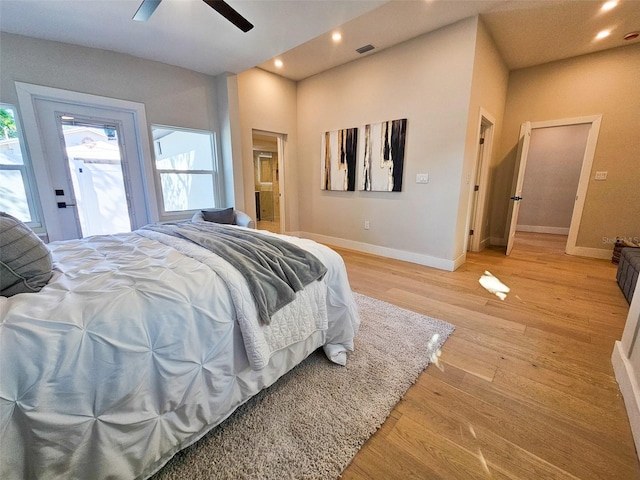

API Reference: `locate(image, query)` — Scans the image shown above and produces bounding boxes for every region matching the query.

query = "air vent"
[356,44,375,54]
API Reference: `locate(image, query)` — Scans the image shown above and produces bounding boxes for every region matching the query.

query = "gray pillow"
[201,208,235,225]
[0,212,53,297]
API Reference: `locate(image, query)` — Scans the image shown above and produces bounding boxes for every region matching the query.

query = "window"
[0,104,41,228]
[152,125,219,216]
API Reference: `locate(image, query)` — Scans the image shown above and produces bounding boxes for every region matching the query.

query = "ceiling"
[1,0,638,82]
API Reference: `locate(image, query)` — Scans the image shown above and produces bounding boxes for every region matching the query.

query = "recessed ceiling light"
[595,30,610,39]
[332,32,342,42]
[274,59,283,68]
[601,1,618,11]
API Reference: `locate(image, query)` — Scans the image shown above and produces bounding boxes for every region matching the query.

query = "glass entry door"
[59,118,132,237]
[30,96,151,241]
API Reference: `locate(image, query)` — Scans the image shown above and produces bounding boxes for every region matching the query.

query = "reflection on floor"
[257,220,281,234]
[337,231,636,479]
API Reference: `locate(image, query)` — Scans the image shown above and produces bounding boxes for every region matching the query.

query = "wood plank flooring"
[337,232,639,479]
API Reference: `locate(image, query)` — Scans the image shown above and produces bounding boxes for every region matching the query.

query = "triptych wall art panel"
[321,128,358,191]
[360,118,407,192]
[321,118,407,192]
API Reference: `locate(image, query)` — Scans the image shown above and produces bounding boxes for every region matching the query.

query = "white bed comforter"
[0,229,359,480]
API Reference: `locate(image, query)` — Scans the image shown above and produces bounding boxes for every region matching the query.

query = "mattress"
[0,228,360,479]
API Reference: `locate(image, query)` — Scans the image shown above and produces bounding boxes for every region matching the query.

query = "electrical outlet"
[594,171,608,181]
[364,220,370,230]
[416,173,429,184]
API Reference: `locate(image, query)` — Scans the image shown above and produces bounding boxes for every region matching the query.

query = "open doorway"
[505,115,602,256]
[252,130,285,233]
[467,109,495,252]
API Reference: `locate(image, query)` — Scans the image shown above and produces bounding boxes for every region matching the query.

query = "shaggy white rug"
[152,293,454,479]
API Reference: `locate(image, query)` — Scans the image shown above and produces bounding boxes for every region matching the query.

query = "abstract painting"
[360,118,407,192]
[321,127,358,191]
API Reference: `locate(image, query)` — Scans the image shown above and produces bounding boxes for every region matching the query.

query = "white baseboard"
[612,341,640,463]
[453,252,466,270]
[480,237,490,250]
[567,245,612,260]
[516,225,570,235]
[297,231,456,271]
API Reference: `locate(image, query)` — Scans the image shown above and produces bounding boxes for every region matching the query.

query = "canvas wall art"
[360,118,407,192]
[321,127,358,191]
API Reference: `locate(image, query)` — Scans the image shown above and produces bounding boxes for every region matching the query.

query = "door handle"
[510,196,523,201]
[57,202,77,208]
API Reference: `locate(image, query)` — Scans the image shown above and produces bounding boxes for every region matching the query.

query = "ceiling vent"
[356,44,375,54]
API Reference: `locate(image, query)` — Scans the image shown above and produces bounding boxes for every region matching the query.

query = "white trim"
[466,107,496,253]
[569,246,612,260]
[15,82,158,240]
[452,252,466,271]
[297,231,457,271]
[516,225,570,235]
[529,115,602,256]
[612,341,640,463]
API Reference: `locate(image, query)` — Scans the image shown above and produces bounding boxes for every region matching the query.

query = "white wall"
[237,68,298,232]
[295,18,480,269]
[0,33,220,133]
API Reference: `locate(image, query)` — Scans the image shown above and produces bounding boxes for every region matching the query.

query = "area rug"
[152,293,455,480]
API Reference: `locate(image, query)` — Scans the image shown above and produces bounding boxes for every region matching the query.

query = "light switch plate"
[416,173,429,184]
[594,171,607,181]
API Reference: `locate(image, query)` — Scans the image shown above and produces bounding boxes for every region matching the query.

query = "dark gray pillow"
[201,208,235,225]
[0,212,53,297]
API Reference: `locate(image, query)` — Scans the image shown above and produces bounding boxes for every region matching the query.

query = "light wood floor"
[337,232,639,479]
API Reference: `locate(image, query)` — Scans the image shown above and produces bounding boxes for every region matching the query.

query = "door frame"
[466,107,496,252]
[15,82,157,240]
[252,129,286,232]
[504,114,602,256]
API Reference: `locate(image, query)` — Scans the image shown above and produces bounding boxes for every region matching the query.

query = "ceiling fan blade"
[203,0,254,33]
[133,0,162,22]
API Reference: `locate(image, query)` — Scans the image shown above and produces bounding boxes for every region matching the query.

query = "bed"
[0,214,360,480]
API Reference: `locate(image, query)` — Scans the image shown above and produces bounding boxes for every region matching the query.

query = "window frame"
[150,124,221,221]
[0,103,43,232]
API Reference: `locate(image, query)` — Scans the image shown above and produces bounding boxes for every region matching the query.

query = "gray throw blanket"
[141,222,327,324]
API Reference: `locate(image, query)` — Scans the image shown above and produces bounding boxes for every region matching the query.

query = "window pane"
[160,173,214,212]
[154,129,214,171]
[1,104,38,226]
[0,170,32,221]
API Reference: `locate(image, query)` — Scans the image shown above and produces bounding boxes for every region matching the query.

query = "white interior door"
[506,121,532,255]
[32,100,150,240]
